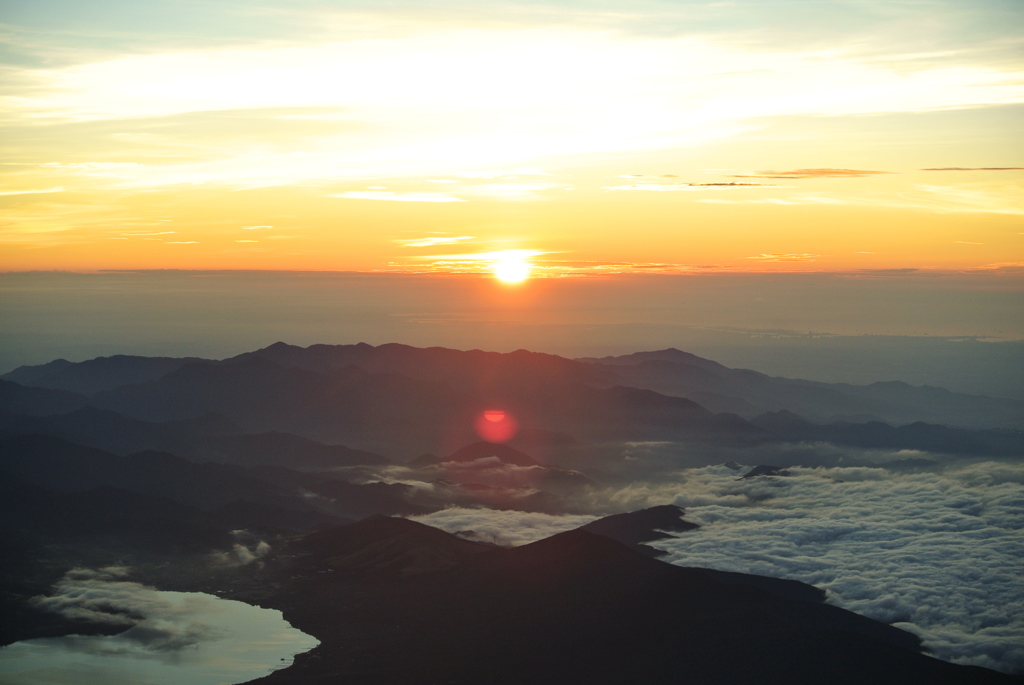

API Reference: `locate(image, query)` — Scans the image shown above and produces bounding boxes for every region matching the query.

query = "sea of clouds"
[415,458,1024,674]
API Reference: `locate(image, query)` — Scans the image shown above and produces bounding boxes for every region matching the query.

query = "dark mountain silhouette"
[209,500,349,533]
[0,475,232,554]
[9,342,1020,434]
[293,515,495,578]
[91,356,474,454]
[232,341,613,395]
[579,348,1024,430]
[0,379,88,416]
[249,517,1014,685]
[0,434,404,519]
[2,354,206,395]
[88,349,773,458]
[274,464,434,517]
[92,356,337,424]
[0,405,389,470]
[579,506,825,603]
[0,434,290,510]
[741,464,789,478]
[10,342,1019,459]
[579,504,699,555]
[197,431,390,469]
[440,441,539,466]
[0,405,221,457]
[752,410,1024,456]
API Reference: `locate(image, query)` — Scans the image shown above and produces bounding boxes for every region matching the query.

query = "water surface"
[0,589,318,685]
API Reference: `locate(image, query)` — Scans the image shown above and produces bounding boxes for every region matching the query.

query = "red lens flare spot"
[474,409,518,443]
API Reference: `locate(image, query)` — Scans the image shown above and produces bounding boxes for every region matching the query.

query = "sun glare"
[493,256,531,283]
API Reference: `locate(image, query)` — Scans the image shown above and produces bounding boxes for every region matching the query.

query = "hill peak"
[445,442,539,466]
[294,515,494,577]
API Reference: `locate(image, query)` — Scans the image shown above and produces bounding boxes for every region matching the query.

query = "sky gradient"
[2,0,1022,274]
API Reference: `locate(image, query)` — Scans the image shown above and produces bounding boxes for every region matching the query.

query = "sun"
[493,256,531,283]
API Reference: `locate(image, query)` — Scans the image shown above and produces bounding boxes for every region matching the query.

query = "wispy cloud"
[747,253,821,261]
[921,167,1024,171]
[6,25,1022,191]
[697,196,842,205]
[395,236,476,248]
[908,185,1024,216]
[697,185,1024,216]
[604,182,775,191]
[0,186,65,196]
[458,183,556,200]
[330,191,465,203]
[730,169,893,179]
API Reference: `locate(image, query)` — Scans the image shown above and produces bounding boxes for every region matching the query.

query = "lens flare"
[474,408,518,442]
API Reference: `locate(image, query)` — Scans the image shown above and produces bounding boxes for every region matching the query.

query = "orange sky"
[1,1,1022,275]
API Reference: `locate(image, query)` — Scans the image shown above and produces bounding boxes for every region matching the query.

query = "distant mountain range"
[2,343,1020,461]
[9,343,1021,430]
[579,348,1024,429]
[1,340,1020,584]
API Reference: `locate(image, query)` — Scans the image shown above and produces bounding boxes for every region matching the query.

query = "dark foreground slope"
[241,517,1014,685]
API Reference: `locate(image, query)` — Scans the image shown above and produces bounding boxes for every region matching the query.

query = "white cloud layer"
[410,508,598,546]
[644,462,1024,674]
[408,459,1024,674]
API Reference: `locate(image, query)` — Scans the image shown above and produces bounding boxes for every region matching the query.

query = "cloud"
[645,461,1024,674]
[0,186,65,196]
[604,182,775,191]
[730,169,893,179]
[395,236,475,248]
[409,508,598,546]
[698,184,1024,215]
[921,168,1024,172]
[906,185,1024,216]
[402,449,1023,673]
[410,249,548,274]
[8,25,1023,189]
[32,569,207,638]
[973,262,1024,273]
[330,191,465,203]
[696,195,842,205]
[209,540,271,567]
[458,183,556,200]
[241,225,273,230]
[747,253,821,261]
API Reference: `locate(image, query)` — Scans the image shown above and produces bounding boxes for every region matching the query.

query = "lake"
[0,588,318,685]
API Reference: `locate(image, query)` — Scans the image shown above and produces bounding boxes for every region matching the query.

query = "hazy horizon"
[3,269,1022,399]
